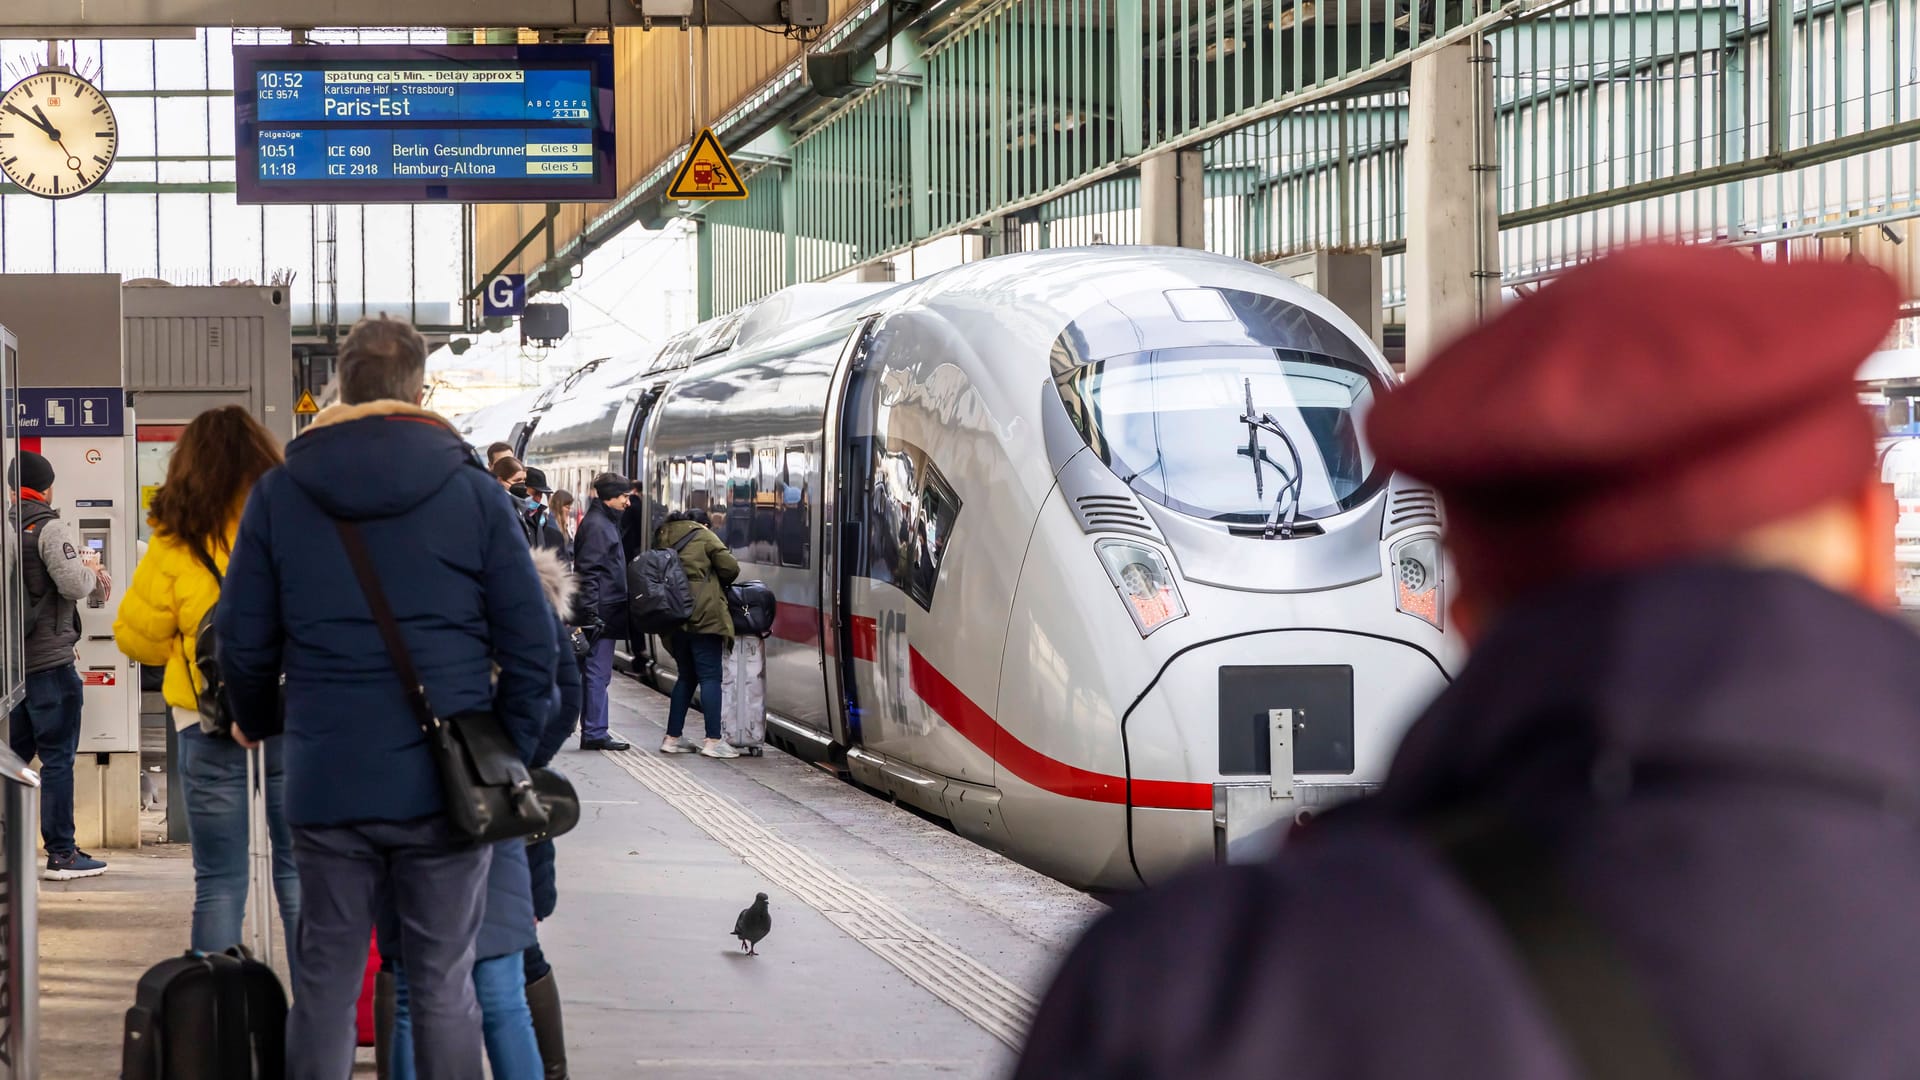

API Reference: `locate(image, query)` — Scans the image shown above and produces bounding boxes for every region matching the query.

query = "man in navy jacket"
[571,473,633,752]
[219,316,555,1080]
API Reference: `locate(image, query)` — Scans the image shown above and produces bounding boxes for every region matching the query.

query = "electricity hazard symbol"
[667,128,748,200]
[294,389,320,416]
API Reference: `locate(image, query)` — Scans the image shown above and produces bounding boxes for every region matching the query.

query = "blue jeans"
[9,665,81,855]
[174,724,300,958]
[667,633,725,741]
[579,636,614,741]
[390,951,543,1080]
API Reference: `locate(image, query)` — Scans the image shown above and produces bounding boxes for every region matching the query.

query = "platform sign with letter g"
[483,274,527,319]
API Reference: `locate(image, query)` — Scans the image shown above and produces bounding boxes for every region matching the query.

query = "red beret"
[1367,244,1901,603]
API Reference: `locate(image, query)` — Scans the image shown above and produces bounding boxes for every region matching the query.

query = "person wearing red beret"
[1012,244,1920,1080]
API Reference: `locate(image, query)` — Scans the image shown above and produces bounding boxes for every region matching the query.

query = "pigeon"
[732,892,771,955]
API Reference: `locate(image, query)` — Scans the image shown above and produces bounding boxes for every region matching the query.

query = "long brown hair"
[147,406,283,555]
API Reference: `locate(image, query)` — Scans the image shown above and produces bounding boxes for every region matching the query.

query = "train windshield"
[1057,345,1384,526]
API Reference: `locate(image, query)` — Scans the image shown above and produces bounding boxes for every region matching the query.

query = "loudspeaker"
[521,303,570,345]
[806,50,876,97]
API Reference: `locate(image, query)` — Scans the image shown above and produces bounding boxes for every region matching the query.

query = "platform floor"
[37,675,1103,1079]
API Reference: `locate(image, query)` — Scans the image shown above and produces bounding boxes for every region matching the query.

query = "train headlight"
[1390,535,1443,630]
[1095,539,1188,637]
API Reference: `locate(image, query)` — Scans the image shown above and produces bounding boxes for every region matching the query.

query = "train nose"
[1123,629,1451,886]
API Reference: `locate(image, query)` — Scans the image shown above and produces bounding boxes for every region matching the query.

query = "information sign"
[483,274,528,318]
[18,388,125,438]
[235,44,615,205]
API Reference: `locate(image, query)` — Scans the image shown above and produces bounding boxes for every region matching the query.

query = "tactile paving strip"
[602,738,1038,1047]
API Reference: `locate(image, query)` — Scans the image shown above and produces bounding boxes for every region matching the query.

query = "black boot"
[374,971,396,1080]
[525,970,570,1080]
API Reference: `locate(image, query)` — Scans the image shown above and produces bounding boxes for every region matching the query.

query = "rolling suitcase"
[120,947,287,1079]
[721,636,767,754]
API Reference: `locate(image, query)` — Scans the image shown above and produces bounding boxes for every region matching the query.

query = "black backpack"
[182,547,232,736]
[121,947,287,1079]
[626,529,698,634]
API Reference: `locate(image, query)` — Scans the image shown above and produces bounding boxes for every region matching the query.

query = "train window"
[668,458,687,512]
[724,450,756,555]
[903,463,962,611]
[778,444,811,569]
[689,459,712,512]
[1055,345,1386,529]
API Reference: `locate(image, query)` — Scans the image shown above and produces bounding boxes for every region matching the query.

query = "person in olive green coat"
[657,510,743,758]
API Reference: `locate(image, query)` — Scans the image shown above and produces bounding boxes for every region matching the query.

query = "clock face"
[0,72,118,199]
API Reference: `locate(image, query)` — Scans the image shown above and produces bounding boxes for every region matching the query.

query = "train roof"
[711,246,1389,378]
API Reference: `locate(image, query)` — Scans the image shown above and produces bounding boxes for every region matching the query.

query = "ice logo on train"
[504,248,1463,891]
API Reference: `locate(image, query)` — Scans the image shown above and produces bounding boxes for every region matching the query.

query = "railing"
[0,746,38,1080]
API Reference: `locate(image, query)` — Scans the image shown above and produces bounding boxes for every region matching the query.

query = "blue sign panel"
[483,275,527,318]
[19,388,125,438]
[234,44,615,205]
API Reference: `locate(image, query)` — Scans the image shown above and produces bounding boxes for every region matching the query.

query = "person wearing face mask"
[571,473,633,753]
[522,469,566,555]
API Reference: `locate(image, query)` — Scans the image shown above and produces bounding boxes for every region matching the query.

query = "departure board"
[234,44,615,205]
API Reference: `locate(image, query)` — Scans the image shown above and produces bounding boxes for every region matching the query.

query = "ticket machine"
[18,388,138,755]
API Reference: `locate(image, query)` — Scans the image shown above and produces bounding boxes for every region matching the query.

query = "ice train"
[509,247,1460,890]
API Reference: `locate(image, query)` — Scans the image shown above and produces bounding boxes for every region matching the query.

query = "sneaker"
[581,736,631,752]
[701,739,741,760]
[43,850,107,881]
[660,734,698,754]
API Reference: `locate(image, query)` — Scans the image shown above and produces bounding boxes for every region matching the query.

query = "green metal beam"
[0,180,233,194]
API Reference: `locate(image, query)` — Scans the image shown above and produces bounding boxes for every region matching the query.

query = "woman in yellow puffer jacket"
[114,406,299,955]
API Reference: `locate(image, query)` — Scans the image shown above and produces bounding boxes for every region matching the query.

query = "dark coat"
[218,401,556,828]
[656,520,740,639]
[476,839,537,960]
[1015,563,1920,1080]
[573,500,627,637]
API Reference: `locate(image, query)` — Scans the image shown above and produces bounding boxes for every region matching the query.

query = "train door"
[617,382,668,678]
[819,319,879,750]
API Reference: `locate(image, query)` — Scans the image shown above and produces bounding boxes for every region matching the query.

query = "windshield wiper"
[1238,378,1306,540]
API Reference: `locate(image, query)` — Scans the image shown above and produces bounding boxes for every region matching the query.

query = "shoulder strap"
[332,520,441,736]
[669,531,697,553]
[1425,809,1692,1080]
[188,543,224,588]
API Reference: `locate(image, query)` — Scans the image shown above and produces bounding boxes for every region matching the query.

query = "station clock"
[0,71,118,199]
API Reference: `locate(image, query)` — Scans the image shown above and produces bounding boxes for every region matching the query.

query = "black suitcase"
[122,947,287,1079]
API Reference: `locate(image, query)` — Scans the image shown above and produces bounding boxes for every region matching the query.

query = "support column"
[695,217,715,321]
[1140,148,1204,249]
[1405,39,1499,371]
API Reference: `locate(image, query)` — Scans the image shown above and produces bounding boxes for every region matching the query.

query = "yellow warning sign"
[139,485,159,513]
[294,389,320,415]
[666,128,748,201]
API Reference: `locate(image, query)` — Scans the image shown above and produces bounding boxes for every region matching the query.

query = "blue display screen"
[234,44,615,205]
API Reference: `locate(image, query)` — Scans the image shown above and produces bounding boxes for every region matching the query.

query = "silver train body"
[515,248,1461,890]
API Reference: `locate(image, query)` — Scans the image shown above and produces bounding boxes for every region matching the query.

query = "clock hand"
[29,106,62,143]
[3,103,58,140]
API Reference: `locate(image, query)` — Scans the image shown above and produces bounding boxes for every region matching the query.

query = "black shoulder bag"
[333,519,550,845]
[180,545,234,737]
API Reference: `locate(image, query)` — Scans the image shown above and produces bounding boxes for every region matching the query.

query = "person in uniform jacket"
[1014,245,1920,1080]
[217,316,555,1080]
[655,510,741,759]
[572,473,632,752]
[113,405,299,955]
[9,450,110,881]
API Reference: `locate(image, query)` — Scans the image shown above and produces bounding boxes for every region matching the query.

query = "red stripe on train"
[769,606,1211,811]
